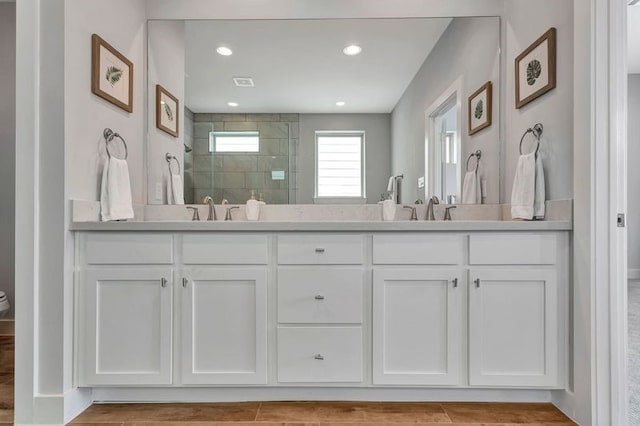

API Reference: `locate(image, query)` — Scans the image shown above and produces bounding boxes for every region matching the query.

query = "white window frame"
[209,130,260,153]
[313,131,366,204]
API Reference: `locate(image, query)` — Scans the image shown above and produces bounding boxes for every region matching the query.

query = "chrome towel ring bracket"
[519,123,544,155]
[166,152,181,175]
[103,128,128,160]
[466,150,482,172]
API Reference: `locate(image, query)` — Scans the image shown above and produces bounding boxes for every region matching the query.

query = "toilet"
[0,291,9,318]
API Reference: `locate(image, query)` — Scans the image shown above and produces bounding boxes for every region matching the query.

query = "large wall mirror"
[147,17,501,205]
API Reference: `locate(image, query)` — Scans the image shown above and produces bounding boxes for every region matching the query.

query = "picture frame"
[91,34,134,113]
[468,81,492,135]
[156,85,179,137]
[515,28,557,109]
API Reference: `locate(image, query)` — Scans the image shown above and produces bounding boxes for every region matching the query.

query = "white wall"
[0,2,15,319]
[629,74,640,271]
[391,17,501,204]
[146,0,505,20]
[502,0,574,202]
[65,0,147,204]
[147,21,186,204]
[298,114,391,204]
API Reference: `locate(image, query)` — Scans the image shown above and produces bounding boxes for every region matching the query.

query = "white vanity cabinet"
[77,233,175,386]
[276,235,366,384]
[179,234,269,385]
[180,268,267,385]
[372,235,465,386]
[74,229,568,393]
[467,234,564,388]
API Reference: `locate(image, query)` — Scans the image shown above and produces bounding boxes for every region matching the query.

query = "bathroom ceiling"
[184,18,452,113]
[630,5,640,74]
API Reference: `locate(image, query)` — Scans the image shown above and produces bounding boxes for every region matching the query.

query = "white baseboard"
[30,388,93,425]
[91,387,553,403]
[551,389,577,424]
[64,387,92,424]
[33,395,64,425]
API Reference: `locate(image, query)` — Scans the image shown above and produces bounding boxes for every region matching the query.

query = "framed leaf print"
[156,85,179,137]
[515,28,557,109]
[91,34,134,113]
[468,81,492,135]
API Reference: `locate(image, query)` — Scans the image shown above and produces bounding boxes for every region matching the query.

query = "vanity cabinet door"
[78,268,174,386]
[468,268,560,387]
[372,268,463,386]
[180,268,267,385]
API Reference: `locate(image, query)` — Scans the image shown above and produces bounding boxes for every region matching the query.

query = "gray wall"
[0,2,15,318]
[298,114,391,204]
[391,17,501,204]
[502,0,574,202]
[629,75,640,270]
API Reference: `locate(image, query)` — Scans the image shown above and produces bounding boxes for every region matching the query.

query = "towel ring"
[466,150,482,172]
[103,128,128,160]
[519,123,543,155]
[166,153,181,175]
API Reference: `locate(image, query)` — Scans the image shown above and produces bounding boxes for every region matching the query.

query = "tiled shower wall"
[184,107,195,204]
[190,113,298,204]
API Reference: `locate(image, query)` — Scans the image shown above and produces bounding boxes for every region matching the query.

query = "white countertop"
[70,219,572,232]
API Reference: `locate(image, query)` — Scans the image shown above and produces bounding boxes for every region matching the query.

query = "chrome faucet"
[201,196,217,221]
[403,206,418,221]
[426,196,440,220]
[444,205,457,221]
[186,206,200,221]
[225,206,239,221]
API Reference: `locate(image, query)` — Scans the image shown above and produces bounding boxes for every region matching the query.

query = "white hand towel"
[533,154,546,219]
[100,157,134,221]
[462,170,482,204]
[510,152,536,220]
[166,173,184,205]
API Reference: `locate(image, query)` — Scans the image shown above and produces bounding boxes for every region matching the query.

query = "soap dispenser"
[246,190,260,221]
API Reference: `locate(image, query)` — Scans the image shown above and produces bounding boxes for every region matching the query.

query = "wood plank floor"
[0,335,14,426]
[70,401,577,425]
[0,336,577,425]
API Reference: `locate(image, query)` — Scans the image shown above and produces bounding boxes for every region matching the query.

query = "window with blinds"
[209,131,260,152]
[315,132,365,198]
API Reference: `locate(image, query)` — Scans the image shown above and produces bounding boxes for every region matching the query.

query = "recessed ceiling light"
[233,77,255,87]
[343,45,362,56]
[336,101,346,106]
[227,102,239,107]
[216,46,233,56]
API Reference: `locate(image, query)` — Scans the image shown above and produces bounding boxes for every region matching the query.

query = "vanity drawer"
[469,233,556,265]
[85,233,173,265]
[277,235,364,265]
[277,268,363,324]
[277,326,363,383]
[373,234,463,265]
[182,234,268,264]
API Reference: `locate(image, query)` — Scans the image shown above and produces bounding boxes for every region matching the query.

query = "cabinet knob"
[161,278,167,288]
[452,278,458,288]
[182,278,188,288]
[315,248,325,253]
[474,278,480,288]
[314,354,325,360]
[314,295,325,300]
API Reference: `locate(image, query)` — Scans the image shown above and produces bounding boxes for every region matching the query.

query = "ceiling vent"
[233,77,255,87]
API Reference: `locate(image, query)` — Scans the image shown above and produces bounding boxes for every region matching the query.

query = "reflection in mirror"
[147,17,500,205]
